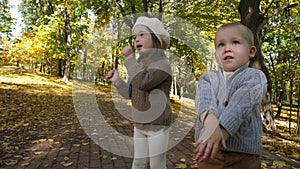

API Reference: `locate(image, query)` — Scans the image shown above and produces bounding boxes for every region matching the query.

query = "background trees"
[1,0,299,133]
[0,0,13,38]
[0,0,14,62]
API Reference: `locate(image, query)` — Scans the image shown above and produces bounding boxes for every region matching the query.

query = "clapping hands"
[194,113,229,162]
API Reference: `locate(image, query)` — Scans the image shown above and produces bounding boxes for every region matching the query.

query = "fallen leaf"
[21,162,30,167]
[176,163,187,169]
[82,142,89,146]
[271,160,287,168]
[61,162,73,167]
[5,160,18,165]
[190,163,198,168]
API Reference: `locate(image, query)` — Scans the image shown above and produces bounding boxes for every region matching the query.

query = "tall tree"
[19,0,55,33]
[18,0,113,82]
[0,0,13,61]
[238,0,298,131]
[0,0,13,38]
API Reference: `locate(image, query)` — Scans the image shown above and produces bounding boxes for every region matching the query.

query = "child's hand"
[121,45,133,58]
[194,112,227,162]
[106,69,119,84]
[194,125,226,162]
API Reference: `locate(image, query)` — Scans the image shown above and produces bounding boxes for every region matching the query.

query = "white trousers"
[132,127,169,169]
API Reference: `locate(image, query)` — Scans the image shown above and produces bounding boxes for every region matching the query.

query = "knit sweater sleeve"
[114,77,131,99]
[219,69,267,136]
[195,71,219,119]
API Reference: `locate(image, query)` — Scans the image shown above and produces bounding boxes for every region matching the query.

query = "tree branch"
[263,0,275,17]
[114,0,133,28]
[158,0,163,20]
[265,3,298,20]
[259,3,298,32]
[142,0,150,17]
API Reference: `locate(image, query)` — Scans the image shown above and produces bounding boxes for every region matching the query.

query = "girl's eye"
[133,35,136,40]
[233,40,240,45]
[218,42,224,47]
[139,33,144,37]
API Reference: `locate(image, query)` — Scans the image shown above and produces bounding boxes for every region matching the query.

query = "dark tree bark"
[238,0,298,132]
[297,84,300,134]
[275,89,284,118]
[238,0,276,132]
[58,59,64,77]
[82,49,87,80]
[61,6,72,83]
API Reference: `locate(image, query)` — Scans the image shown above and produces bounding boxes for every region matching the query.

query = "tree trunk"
[288,57,294,133]
[58,59,64,77]
[275,89,284,118]
[288,77,293,133]
[82,49,87,80]
[61,6,72,84]
[297,84,300,134]
[239,0,276,132]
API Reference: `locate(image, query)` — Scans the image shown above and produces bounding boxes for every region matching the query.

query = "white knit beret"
[133,16,170,50]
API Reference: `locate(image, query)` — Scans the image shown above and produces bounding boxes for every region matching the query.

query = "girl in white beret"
[107,16,172,169]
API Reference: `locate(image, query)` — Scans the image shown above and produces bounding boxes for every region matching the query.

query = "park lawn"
[0,66,299,168]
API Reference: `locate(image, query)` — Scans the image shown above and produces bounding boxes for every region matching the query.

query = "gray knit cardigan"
[194,62,267,154]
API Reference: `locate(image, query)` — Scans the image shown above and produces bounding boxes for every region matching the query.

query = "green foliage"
[168,0,240,39]
[0,0,13,37]
[263,3,300,105]
[10,0,113,77]
[2,0,300,103]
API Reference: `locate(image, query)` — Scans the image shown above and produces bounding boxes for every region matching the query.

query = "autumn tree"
[263,4,300,133]
[0,0,13,38]
[18,0,112,82]
[238,0,298,131]
[0,0,14,62]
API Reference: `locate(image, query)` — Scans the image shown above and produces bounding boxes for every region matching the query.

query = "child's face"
[214,26,256,72]
[132,25,154,54]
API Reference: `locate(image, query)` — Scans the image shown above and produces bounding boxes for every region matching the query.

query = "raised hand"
[121,45,134,58]
[106,69,119,83]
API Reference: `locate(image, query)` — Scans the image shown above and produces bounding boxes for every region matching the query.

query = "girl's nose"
[134,37,139,43]
[224,44,231,52]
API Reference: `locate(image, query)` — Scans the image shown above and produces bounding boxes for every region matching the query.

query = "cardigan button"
[224,101,228,107]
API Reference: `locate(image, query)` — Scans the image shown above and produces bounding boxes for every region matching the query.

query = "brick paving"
[4,119,197,169]
[3,109,300,169]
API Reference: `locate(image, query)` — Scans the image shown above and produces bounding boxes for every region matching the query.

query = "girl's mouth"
[224,56,234,60]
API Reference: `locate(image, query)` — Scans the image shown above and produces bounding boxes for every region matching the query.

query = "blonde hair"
[215,23,255,46]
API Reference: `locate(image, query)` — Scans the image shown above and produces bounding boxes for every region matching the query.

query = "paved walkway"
[3,112,299,169]
[2,117,197,169]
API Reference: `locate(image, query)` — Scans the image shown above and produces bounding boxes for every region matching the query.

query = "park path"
[0,66,299,169]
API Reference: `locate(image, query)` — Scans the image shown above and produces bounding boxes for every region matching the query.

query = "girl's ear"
[249,46,256,58]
